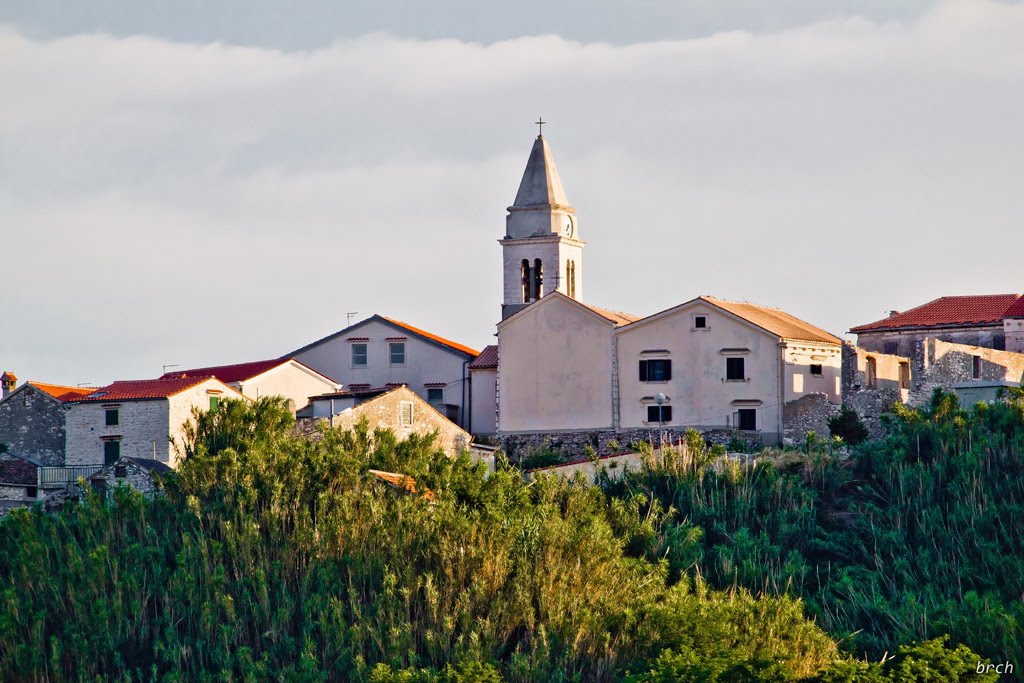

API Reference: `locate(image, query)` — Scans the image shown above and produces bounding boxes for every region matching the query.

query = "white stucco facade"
[232,361,339,412]
[497,295,617,432]
[288,316,476,427]
[469,367,497,435]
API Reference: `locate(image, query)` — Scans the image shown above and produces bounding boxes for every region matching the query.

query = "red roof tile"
[380,317,480,357]
[850,294,1022,333]
[79,377,218,402]
[469,345,499,370]
[160,358,300,384]
[1,371,16,382]
[28,382,96,403]
[706,297,841,345]
[579,303,641,326]
[0,456,37,486]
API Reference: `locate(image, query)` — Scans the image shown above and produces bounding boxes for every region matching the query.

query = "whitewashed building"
[66,377,246,467]
[286,315,478,428]
[160,358,339,414]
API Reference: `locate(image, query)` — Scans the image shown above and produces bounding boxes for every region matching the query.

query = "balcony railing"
[39,464,105,487]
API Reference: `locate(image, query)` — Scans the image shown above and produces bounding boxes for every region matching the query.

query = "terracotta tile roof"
[28,382,96,403]
[469,345,499,370]
[79,377,216,402]
[158,358,329,384]
[380,317,479,357]
[579,303,641,326]
[705,297,841,345]
[368,469,437,502]
[849,294,1023,333]
[1,371,16,382]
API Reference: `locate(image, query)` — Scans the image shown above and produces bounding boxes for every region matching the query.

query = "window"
[25,486,37,499]
[114,466,127,478]
[427,388,444,404]
[533,258,544,300]
[566,259,577,299]
[899,361,911,389]
[352,343,368,367]
[639,359,672,382]
[209,396,220,412]
[884,341,899,355]
[646,405,672,423]
[810,364,823,377]
[737,408,757,431]
[104,440,120,466]
[726,357,745,381]
[994,333,1006,351]
[972,355,981,379]
[521,260,532,303]
[399,401,414,426]
[389,342,406,366]
[866,357,877,388]
[105,409,119,426]
[694,316,707,329]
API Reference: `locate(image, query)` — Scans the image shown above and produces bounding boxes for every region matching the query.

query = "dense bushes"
[0,394,1006,680]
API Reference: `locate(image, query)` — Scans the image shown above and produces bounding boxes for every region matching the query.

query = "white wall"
[498,295,615,432]
[616,302,785,438]
[292,319,471,425]
[236,361,338,413]
[783,343,842,403]
[469,367,497,435]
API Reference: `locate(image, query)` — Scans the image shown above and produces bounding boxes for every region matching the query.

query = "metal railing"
[39,464,105,487]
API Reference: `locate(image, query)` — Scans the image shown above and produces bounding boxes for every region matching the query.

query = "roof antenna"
[162,364,179,375]
[535,117,545,137]
[346,312,359,326]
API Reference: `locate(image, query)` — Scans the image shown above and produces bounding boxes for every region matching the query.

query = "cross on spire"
[535,117,546,137]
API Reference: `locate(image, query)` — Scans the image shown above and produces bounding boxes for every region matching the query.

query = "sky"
[1,0,1023,387]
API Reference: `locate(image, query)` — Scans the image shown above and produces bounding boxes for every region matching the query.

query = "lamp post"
[654,392,667,454]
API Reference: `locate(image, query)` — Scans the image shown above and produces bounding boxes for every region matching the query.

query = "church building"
[470,130,843,448]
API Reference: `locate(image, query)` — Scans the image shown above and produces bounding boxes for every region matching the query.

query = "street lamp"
[654,392,667,453]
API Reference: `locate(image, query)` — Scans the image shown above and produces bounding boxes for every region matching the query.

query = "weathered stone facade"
[0,385,69,466]
[909,338,1024,405]
[301,385,471,457]
[782,393,840,447]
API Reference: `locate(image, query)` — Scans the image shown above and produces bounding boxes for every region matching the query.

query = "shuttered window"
[639,359,671,382]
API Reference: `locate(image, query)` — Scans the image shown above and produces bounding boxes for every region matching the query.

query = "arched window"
[533,258,543,300]
[521,260,531,303]
[568,260,576,299]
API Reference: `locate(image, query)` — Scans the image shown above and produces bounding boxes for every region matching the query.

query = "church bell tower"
[500,127,585,320]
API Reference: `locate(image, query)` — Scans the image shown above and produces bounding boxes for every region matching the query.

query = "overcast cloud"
[1,0,1023,386]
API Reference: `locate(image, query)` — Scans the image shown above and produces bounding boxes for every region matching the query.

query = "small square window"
[726,357,745,381]
[352,343,368,367]
[389,342,406,366]
[810,364,823,377]
[104,440,120,465]
[114,466,127,478]
[399,401,414,426]
[427,388,444,404]
[25,486,37,499]
[737,408,757,431]
[105,409,119,426]
[694,316,707,329]
[646,405,672,423]
[883,341,899,355]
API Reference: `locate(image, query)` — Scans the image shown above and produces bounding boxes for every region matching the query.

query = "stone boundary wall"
[782,393,840,447]
[497,426,763,462]
[908,338,1024,405]
[840,342,909,439]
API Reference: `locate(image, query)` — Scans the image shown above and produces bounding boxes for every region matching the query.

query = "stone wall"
[856,324,1006,356]
[301,385,471,457]
[840,342,910,439]
[909,338,1024,405]
[782,393,840,447]
[497,426,762,462]
[0,385,67,466]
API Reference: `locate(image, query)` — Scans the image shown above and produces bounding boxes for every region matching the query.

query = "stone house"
[66,377,247,468]
[0,381,95,466]
[850,294,1024,355]
[286,315,479,429]
[160,358,339,414]
[304,384,471,457]
[0,453,45,513]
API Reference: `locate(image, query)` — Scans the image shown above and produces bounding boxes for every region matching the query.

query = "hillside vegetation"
[0,394,1014,681]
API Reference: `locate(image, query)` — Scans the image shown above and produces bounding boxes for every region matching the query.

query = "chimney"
[888,310,900,317]
[1,371,17,399]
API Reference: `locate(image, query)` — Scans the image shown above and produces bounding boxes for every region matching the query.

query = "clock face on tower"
[563,215,575,237]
